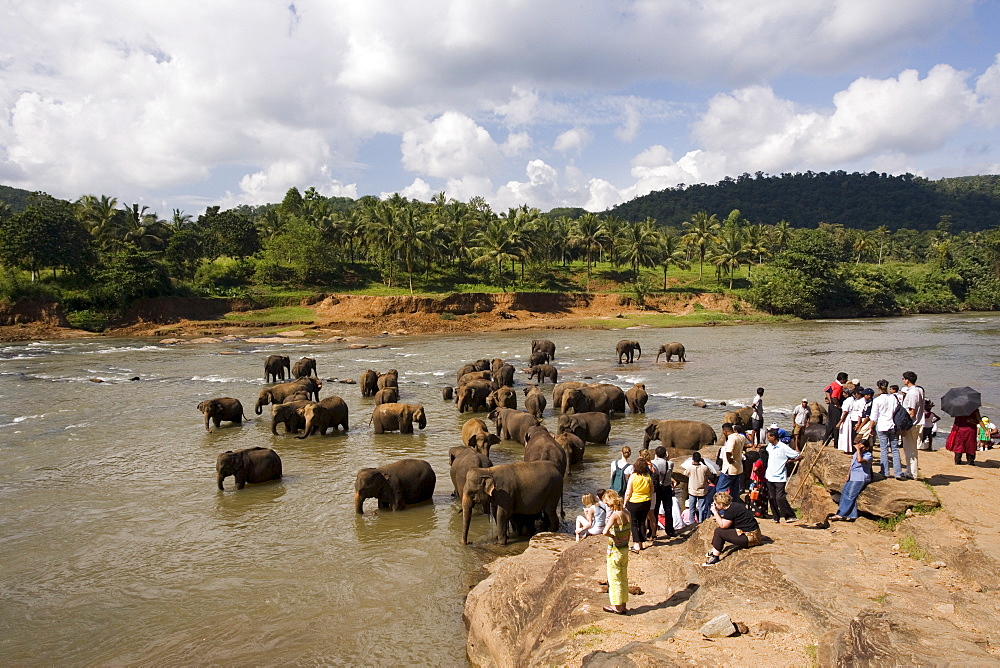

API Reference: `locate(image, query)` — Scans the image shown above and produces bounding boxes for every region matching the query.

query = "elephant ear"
[482,475,495,497]
[488,434,501,446]
[644,420,658,436]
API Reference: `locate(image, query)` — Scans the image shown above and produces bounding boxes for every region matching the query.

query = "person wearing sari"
[946,409,980,465]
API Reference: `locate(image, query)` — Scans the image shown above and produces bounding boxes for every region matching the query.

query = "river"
[1,313,998,665]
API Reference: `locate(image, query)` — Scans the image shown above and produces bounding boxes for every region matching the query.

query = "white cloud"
[401,112,501,178]
[553,128,592,154]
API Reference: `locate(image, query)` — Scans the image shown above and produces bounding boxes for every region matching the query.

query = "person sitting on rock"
[703,491,762,566]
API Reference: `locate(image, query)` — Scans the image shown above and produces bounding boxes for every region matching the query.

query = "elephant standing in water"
[270,399,312,435]
[655,342,686,362]
[360,370,379,397]
[264,355,291,382]
[616,340,641,364]
[371,403,427,434]
[461,461,563,545]
[625,383,648,413]
[217,447,282,490]
[531,339,556,360]
[450,447,492,499]
[354,459,436,513]
[461,418,500,455]
[197,397,247,431]
[642,419,717,450]
[292,357,318,378]
[296,396,349,438]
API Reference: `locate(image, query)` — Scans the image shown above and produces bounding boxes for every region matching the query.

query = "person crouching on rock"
[575,493,605,541]
[601,489,631,615]
[702,491,762,566]
[830,439,873,522]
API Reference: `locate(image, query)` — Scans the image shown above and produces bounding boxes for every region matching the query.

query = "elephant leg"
[213,417,222,428]
[495,507,510,545]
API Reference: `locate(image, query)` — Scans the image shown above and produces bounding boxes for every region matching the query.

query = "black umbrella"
[940,386,982,417]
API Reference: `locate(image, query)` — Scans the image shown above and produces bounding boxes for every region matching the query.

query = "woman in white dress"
[836,387,864,453]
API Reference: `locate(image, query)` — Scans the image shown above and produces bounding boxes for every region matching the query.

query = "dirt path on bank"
[465,446,1000,667]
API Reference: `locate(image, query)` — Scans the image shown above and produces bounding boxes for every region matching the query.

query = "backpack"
[892,396,914,433]
[610,462,627,496]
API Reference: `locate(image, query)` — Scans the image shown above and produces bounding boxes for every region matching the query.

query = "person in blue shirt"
[831,441,873,521]
[764,428,802,523]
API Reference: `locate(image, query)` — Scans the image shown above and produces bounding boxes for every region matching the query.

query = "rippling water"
[1,314,998,665]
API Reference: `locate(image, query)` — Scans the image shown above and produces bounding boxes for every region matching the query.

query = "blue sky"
[1,0,998,218]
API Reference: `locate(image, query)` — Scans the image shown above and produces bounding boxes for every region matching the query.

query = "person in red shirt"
[823,372,848,446]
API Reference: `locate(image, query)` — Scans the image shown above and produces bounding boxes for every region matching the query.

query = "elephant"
[561,386,612,415]
[625,383,649,413]
[495,364,515,387]
[486,385,517,411]
[197,397,247,431]
[527,364,558,384]
[531,339,556,360]
[616,340,641,364]
[264,355,291,382]
[723,406,755,431]
[354,459,436,513]
[554,431,585,465]
[523,385,547,419]
[523,426,569,477]
[292,357,318,378]
[461,460,563,545]
[296,396,349,438]
[457,379,495,413]
[450,446,493,499]
[458,370,493,387]
[217,447,282,490]
[471,359,492,372]
[377,369,399,391]
[283,390,312,403]
[642,419,717,450]
[456,363,478,384]
[442,386,454,401]
[360,369,379,397]
[557,412,612,444]
[371,403,427,434]
[270,399,312,435]
[490,358,506,375]
[528,351,550,366]
[461,418,501,455]
[808,401,828,425]
[655,342,686,363]
[590,383,626,413]
[552,381,588,409]
[254,378,322,414]
[374,387,399,405]
[801,423,826,443]
[489,407,540,445]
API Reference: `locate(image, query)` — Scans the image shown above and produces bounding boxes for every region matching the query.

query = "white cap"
[801,398,808,402]
[769,422,779,429]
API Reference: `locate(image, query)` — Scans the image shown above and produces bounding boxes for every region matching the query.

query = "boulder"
[692,400,707,408]
[700,614,736,638]
[856,478,938,518]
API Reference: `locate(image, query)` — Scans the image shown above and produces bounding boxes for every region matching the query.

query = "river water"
[1,313,998,665]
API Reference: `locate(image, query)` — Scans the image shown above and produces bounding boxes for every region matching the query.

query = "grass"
[805,643,819,666]
[573,311,793,329]
[571,625,605,637]
[898,535,931,562]
[870,594,887,604]
[875,502,941,531]
[222,305,317,323]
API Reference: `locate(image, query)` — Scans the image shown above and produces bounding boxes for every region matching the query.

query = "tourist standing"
[717,423,747,497]
[702,492,762,566]
[920,400,940,450]
[623,457,653,552]
[870,380,903,479]
[831,440,873,521]
[764,428,802,523]
[855,387,875,447]
[751,387,765,445]
[792,398,811,450]
[824,372,849,446]
[946,409,979,465]
[683,452,712,523]
[650,446,677,539]
[600,490,631,615]
[836,387,864,453]
[900,371,925,479]
[609,446,632,496]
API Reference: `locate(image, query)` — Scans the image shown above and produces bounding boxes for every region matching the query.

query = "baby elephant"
[371,403,427,434]
[217,447,282,490]
[355,459,436,513]
[374,387,399,405]
[198,397,247,432]
[626,383,649,413]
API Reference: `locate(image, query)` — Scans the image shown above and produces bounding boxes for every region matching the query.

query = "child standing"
[921,400,940,451]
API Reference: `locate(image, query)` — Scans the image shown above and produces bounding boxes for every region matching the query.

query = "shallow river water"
[1,313,998,665]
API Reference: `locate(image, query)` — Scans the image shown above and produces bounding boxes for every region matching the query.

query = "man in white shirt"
[717,423,747,497]
[900,371,924,479]
[870,380,903,479]
[764,429,802,523]
[792,398,811,450]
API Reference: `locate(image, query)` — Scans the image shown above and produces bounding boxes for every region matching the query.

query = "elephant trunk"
[217,473,225,490]
[255,400,264,415]
[205,414,211,432]
[461,493,474,545]
[270,417,280,435]
[635,344,641,360]
[354,493,365,514]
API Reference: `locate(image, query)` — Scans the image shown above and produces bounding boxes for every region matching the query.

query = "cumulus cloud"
[553,128,592,154]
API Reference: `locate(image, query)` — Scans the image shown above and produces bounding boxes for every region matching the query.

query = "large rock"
[700,613,736,638]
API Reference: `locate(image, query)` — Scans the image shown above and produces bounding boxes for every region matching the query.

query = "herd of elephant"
[200,339,724,546]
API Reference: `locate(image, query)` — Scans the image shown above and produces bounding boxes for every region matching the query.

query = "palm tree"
[743,223,768,277]
[395,202,430,293]
[471,217,518,290]
[657,232,690,290]
[600,215,626,267]
[771,219,792,254]
[711,225,747,289]
[76,194,122,253]
[123,204,169,252]
[681,211,720,280]
[852,234,873,264]
[617,218,660,281]
[171,209,194,230]
[569,212,607,287]
[363,198,402,287]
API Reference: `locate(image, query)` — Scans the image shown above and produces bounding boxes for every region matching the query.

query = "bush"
[0,269,61,303]
[195,258,253,291]
[747,265,824,317]
[66,309,110,332]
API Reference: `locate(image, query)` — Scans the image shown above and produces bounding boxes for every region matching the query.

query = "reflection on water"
[1,312,999,664]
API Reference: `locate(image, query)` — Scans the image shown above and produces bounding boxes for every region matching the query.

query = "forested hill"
[0,185,33,212]
[607,172,1000,232]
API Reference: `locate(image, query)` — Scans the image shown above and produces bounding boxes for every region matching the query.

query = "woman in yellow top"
[623,457,655,552]
[601,489,631,615]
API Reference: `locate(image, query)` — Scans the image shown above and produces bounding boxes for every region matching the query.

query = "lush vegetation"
[1,172,999,331]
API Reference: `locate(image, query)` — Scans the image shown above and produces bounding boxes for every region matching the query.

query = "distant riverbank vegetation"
[1,171,999,330]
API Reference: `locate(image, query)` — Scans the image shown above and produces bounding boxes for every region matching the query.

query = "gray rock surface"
[699,613,736,638]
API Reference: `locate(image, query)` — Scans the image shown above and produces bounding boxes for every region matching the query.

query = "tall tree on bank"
[1,193,92,280]
[570,212,607,288]
[657,232,690,289]
[681,211,720,280]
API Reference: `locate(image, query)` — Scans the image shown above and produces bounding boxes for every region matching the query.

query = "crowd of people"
[582,369,994,616]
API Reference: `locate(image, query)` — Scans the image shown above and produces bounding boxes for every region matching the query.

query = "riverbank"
[463,445,1000,666]
[0,292,791,342]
